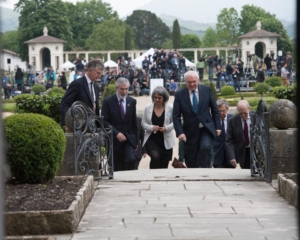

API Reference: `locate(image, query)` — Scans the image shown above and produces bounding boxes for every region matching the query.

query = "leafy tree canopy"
[66,0,118,49]
[202,27,218,48]
[2,31,19,53]
[239,4,292,53]
[216,8,240,46]
[85,19,126,51]
[180,34,201,61]
[181,34,201,48]
[14,0,75,61]
[126,10,171,49]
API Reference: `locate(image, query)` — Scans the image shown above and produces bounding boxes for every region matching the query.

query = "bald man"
[225,100,253,169]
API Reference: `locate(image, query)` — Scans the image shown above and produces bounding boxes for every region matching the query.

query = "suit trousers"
[242,147,251,169]
[113,140,136,172]
[184,127,214,168]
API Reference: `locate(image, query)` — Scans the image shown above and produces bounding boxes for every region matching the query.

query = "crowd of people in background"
[194,50,294,93]
[2,49,294,99]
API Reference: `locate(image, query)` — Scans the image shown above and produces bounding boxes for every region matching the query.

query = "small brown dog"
[172,158,186,168]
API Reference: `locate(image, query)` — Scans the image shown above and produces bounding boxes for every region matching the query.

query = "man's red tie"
[244,120,250,146]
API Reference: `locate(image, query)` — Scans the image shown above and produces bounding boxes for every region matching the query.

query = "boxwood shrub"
[14,94,63,124]
[47,86,66,96]
[4,113,66,183]
[221,86,235,96]
[265,76,282,87]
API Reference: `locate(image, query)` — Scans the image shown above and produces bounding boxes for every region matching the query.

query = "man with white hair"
[226,100,253,169]
[173,70,221,168]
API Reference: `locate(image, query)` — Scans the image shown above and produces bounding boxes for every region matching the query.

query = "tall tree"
[172,19,181,49]
[202,28,218,48]
[65,0,118,49]
[85,19,126,51]
[124,25,134,50]
[126,10,170,49]
[216,8,240,46]
[14,0,74,61]
[180,34,201,60]
[240,4,292,54]
[2,31,19,53]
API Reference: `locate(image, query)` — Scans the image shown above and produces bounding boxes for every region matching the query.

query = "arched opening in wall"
[255,42,266,59]
[41,48,51,70]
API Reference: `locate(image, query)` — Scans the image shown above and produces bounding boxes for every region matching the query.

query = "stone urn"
[268,99,297,129]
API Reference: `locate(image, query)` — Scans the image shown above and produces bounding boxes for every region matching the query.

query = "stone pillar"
[194,50,197,64]
[65,53,69,62]
[225,50,228,63]
[107,52,111,61]
[216,49,220,56]
[199,51,203,57]
[269,129,297,179]
[85,53,88,61]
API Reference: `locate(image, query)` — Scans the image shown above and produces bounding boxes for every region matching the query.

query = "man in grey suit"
[212,99,233,168]
[226,100,252,169]
[173,71,221,168]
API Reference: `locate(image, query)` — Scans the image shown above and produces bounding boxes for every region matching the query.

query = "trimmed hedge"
[254,83,270,97]
[31,84,46,94]
[4,113,66,183]
[14,94,63,124]
[273,86,297,105]
[47,86,66,96]
[265,76,282,87]
[103,83,116,99]
[221,86,235,96]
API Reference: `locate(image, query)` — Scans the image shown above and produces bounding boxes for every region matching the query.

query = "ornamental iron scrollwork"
[71,101,113,179]
[250,99,271,182]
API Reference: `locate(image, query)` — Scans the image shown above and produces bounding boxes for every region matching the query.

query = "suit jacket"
[226,112,253,168]
[101,94,138,149]
[60,76,100,125]
[141,103,175,150]
[256,70,265,82]
[173,85,221,144]
[212,114,233,166]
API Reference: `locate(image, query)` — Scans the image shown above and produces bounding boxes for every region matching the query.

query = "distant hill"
[159,14,212,39]
[280,19,295,39]
[159,14,215,32]
[0,7,19,32]
[0,5,295,41]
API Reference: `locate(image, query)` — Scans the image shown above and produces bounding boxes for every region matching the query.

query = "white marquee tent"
[132,48,154,68]
[184,58,196,68]
[104,60,118,68]
[61,60,75,69]
[132,48,196,69]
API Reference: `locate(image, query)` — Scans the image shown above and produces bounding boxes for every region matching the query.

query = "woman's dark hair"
[17,68,21,72]
[61,72,65,76]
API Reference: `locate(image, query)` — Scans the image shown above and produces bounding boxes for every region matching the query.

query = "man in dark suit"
[60,60,104,128]
[212,99,233,168]
[101,77,138,171]
[173,71,221,168]
[226,100,252,169]
[256,66,265,82]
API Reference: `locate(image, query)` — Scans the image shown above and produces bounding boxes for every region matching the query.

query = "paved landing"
[71,169,298,240]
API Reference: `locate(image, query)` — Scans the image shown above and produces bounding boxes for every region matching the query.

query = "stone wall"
[270,129,297,179]
[278,174,298,208]
[56,133,76,176]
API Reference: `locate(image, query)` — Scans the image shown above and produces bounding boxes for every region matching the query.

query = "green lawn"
[2,103,16,112]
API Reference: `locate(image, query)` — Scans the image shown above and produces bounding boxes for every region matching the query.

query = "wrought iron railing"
[250,99,271,182]
[70,101,113,179]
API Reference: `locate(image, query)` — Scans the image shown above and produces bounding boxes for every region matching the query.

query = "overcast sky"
[0,0,296,23]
